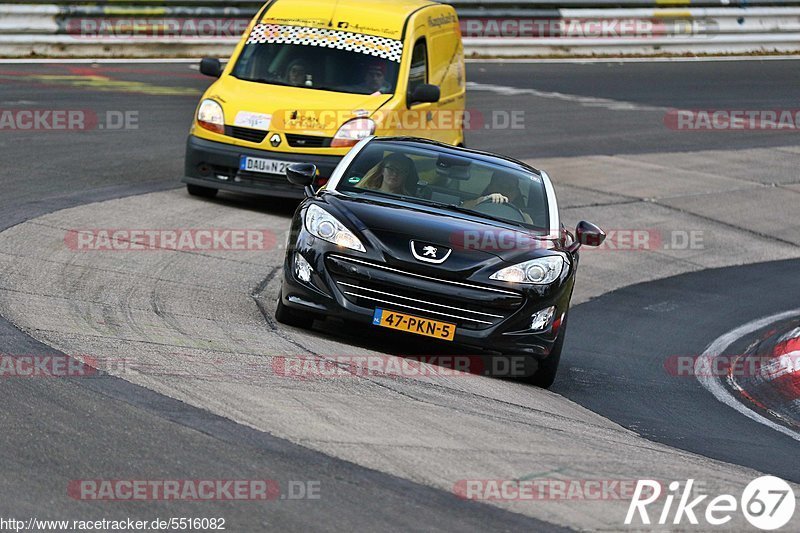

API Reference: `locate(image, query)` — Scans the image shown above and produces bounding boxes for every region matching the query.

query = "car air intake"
[286,134,332,148]
[226,126,268,143]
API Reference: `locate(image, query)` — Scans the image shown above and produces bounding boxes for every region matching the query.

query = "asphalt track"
[560,259,800,483]
[1,59,799,530]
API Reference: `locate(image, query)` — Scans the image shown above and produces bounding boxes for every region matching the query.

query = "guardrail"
[1,2,799,57]
[5,0,800,6]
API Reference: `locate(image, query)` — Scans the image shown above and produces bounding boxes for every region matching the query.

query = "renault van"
[184,0,465,198]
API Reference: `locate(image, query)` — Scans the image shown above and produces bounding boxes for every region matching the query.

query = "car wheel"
[275,291,314,329]
[527,317,568,389]
[186,184,218,198]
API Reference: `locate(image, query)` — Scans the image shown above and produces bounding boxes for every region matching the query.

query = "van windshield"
[232,41,401,96]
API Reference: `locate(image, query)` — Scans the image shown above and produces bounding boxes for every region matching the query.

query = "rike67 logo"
[626,477,796,530]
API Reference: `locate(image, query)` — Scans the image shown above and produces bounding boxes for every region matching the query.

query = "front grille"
[327,255,523,330]
[286,134,331,148]
[234,170,287,184]
[225,126,268,143]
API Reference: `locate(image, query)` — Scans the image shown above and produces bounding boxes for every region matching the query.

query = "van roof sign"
[245,24,405,63]
[261,0,433,39]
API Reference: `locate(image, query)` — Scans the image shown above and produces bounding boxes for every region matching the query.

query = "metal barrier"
[1,2,799,57]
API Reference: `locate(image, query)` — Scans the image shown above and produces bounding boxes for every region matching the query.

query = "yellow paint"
[103,7,167,16]
[654,9,692,17]
[0,74,200,96]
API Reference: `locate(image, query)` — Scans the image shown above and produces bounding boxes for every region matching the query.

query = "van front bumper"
[183,135,343,199]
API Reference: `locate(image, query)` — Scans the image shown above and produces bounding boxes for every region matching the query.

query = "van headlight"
[304,204,366,252]
[490,256,564,285]
[331,118,375,148]
[197,99,224,134]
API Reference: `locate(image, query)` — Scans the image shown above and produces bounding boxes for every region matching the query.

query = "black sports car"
[276,137,605,387]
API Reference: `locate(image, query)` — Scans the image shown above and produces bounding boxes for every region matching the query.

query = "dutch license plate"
[239,156,290,175]
[372,308,456,341]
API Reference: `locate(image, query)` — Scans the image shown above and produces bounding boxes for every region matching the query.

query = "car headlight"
[304,204,366,252]
[331,118,375,148]
[197,99,224,134]
[490,256,564,285]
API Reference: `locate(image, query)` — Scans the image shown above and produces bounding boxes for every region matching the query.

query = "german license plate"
[372,308,456,341]
[239,156,290,175]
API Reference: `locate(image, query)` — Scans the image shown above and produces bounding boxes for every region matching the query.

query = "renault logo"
[410,241,452,264]
[270,133,282,147]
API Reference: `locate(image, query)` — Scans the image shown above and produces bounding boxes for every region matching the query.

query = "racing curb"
[729,322,800,431]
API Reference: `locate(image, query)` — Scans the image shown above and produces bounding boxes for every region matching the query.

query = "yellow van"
[184,0,465,199]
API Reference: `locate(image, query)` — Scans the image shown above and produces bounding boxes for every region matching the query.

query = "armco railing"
[1,1,800,57]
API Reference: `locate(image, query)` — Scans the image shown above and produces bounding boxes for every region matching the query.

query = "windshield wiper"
[396,196,530,230]
[347,190,531,230]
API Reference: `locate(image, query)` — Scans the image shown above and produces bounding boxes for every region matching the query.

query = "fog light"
[530,306,556,332]
[294,253,313,283]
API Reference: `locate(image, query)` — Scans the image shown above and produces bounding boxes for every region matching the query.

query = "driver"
[355,61,390,94]
[463,170,533,223]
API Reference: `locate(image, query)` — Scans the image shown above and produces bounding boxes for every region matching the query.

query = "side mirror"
[286,163,317,186]
[575,221,606,248]
[199,57,222,78]
[286,163,318,196]
[408,83,440,106]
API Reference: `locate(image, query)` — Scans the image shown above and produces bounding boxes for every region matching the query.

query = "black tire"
[186,184,218,198]
[275,293,314,329]
[526,317,568,389]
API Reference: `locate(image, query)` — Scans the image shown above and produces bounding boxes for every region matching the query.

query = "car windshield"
[335,142,550,231]
[231,38,400,96]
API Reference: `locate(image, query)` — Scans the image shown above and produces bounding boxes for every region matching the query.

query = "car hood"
[207,76,392,136]
[325,194,556,267]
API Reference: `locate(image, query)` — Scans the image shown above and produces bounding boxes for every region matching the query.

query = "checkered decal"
[246,24,404,62]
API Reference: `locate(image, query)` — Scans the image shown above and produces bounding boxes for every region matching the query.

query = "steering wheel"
[472,200,527,223]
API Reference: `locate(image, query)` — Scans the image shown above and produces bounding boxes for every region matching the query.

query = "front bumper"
[280,231,575,359]
[183,135,343,199]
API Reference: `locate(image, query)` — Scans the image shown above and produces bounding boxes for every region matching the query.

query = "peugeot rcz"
[275,137,605,387]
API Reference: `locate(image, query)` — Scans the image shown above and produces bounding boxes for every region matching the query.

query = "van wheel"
[186,184,218,198]
[275,292,314,329]
[525,317,567,389]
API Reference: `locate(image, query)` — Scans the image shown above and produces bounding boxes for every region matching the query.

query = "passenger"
[285,59,309,87]
[356,153,418,195]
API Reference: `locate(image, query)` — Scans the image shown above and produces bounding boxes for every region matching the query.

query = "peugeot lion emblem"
[410,241,452,264]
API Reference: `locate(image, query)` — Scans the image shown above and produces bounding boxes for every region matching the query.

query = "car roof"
[365,137,543,178]
[262,0,436,40]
